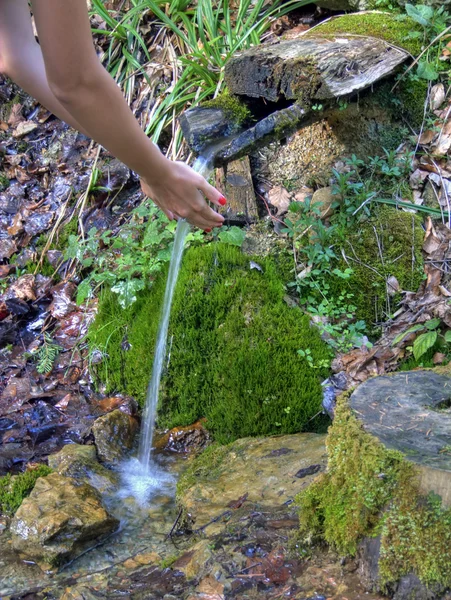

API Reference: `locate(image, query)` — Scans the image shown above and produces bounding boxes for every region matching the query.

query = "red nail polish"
[205,228,212,233]
[219,196,227,206]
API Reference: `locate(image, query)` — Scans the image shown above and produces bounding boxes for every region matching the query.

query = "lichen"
[90,243,331,443]
[202,90,251,125]
[0,465,52,516]
[330,207,424,336]
[306,13,423,56]
[295,393,451,589]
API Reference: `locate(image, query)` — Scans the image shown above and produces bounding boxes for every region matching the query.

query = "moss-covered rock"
[202,91,251,125]
[295,394,451,591]
[0,465,52,517]
[331,207,424,334]
[90,244,331,443]
[306,12,422,56]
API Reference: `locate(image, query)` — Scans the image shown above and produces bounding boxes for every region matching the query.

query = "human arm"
[7,0,225,229]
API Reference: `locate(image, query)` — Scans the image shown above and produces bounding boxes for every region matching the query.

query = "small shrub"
[0,465,52,516]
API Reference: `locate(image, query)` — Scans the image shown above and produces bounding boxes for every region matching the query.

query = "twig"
[166,508,183,539]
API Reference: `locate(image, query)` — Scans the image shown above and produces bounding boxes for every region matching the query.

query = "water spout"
[137,153,214,471]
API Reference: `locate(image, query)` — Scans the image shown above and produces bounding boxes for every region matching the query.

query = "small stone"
[311,186,337,219]
[135,551,161,565]
[123,558,138,569]
[91,409,138,463]
[172,540,212,579]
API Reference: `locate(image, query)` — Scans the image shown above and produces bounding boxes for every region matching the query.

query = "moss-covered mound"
[90,244,331,442]
[331,207,424,334]
[307,12,422,56]
[0,465,52,516]
[295,395,451,590]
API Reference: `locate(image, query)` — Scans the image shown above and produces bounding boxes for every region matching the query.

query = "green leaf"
[425,318,441,330]
[444,330,451,343]
[392,323,426,346]
[413,331,437,360]
[405,3,434,26]
[76,279,92,305]
[218,226,246,247]
[417,60,439,81]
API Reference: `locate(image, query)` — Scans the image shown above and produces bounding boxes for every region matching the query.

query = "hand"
[140,160,226,231]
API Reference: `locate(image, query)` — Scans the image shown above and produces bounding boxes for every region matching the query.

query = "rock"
[179,107,244,155]
[91,409,138,463]
[311,186,337,219]
[172,539,213,579]
[179,433,326,533]
[60,585,103,600]
[11,473,119,569]
[48,444,118,494]
[350,371,451,506]
[225,36,408,103]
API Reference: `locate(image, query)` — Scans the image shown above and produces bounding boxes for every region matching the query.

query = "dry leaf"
[418,129,436,145]
[268,185,291,215]
[13,121,38,139]
[430,83,446,111]
[7,104,24,127]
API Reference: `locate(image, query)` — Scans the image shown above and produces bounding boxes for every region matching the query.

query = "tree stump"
[215,157,258,222]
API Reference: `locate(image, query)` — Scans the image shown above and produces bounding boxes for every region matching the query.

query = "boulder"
[91,409,138,463]
[48,444,118,493]
[10,473,119,569]
[178,433,326,533]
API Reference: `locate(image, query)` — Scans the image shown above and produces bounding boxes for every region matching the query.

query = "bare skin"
[0,0,225,230]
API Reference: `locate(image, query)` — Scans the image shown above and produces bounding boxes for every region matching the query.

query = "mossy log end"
[224,36,409,103]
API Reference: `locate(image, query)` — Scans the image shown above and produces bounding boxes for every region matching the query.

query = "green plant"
[392,317,451,360]
[297,348,330,369]
[34,333,62,375]
[89,244,331,442]
[91,0,309,148]
[0,466,52,516]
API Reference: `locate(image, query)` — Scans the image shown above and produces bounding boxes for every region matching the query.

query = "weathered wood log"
[215,156,258,222]
[224,35,409,103]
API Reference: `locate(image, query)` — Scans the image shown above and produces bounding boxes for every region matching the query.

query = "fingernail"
[205,228,212,233]
[219,196,227,206]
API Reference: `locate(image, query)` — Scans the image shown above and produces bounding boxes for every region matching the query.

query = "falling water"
[137,153,214,471]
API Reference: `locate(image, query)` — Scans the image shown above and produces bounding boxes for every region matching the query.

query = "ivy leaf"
[417,60,439,81]
[112,279,145,309]
[413,330,437,360]
[405,3,434,26]
[444,330,451,343]
[218,226,246,247]
[425,318,441,330]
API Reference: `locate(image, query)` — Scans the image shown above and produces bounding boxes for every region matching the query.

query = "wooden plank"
[215,156,258,222]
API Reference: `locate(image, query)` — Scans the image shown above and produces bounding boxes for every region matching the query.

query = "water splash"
[137,153,214,474]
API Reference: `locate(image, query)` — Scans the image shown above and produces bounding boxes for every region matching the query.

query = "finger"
[197,178,227,208]
[153,198,174,221]
[188,208,224,230]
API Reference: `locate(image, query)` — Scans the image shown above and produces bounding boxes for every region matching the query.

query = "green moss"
[0,465,52,516]
[308,13,423,56]
[0,172,10,191]
[330,207,424,335]
[53,217,78,251]
[397,77,430,129]
[90,243,331,443]
[295,394,451,589]
[202,91,251,125]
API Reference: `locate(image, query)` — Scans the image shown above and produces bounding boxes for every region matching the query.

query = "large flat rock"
[180,432,327,532]
[350,371,451,506]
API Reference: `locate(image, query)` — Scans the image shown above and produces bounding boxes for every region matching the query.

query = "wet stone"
[91,409,138,463]
[11,473,119,570]
[48,444,118,494]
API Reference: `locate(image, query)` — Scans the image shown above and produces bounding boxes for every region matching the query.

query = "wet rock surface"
[350,370,451,505]
[91,409,138,463]
[180,433,327,532]
[10,472,119,570]
[48,444,118,494]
